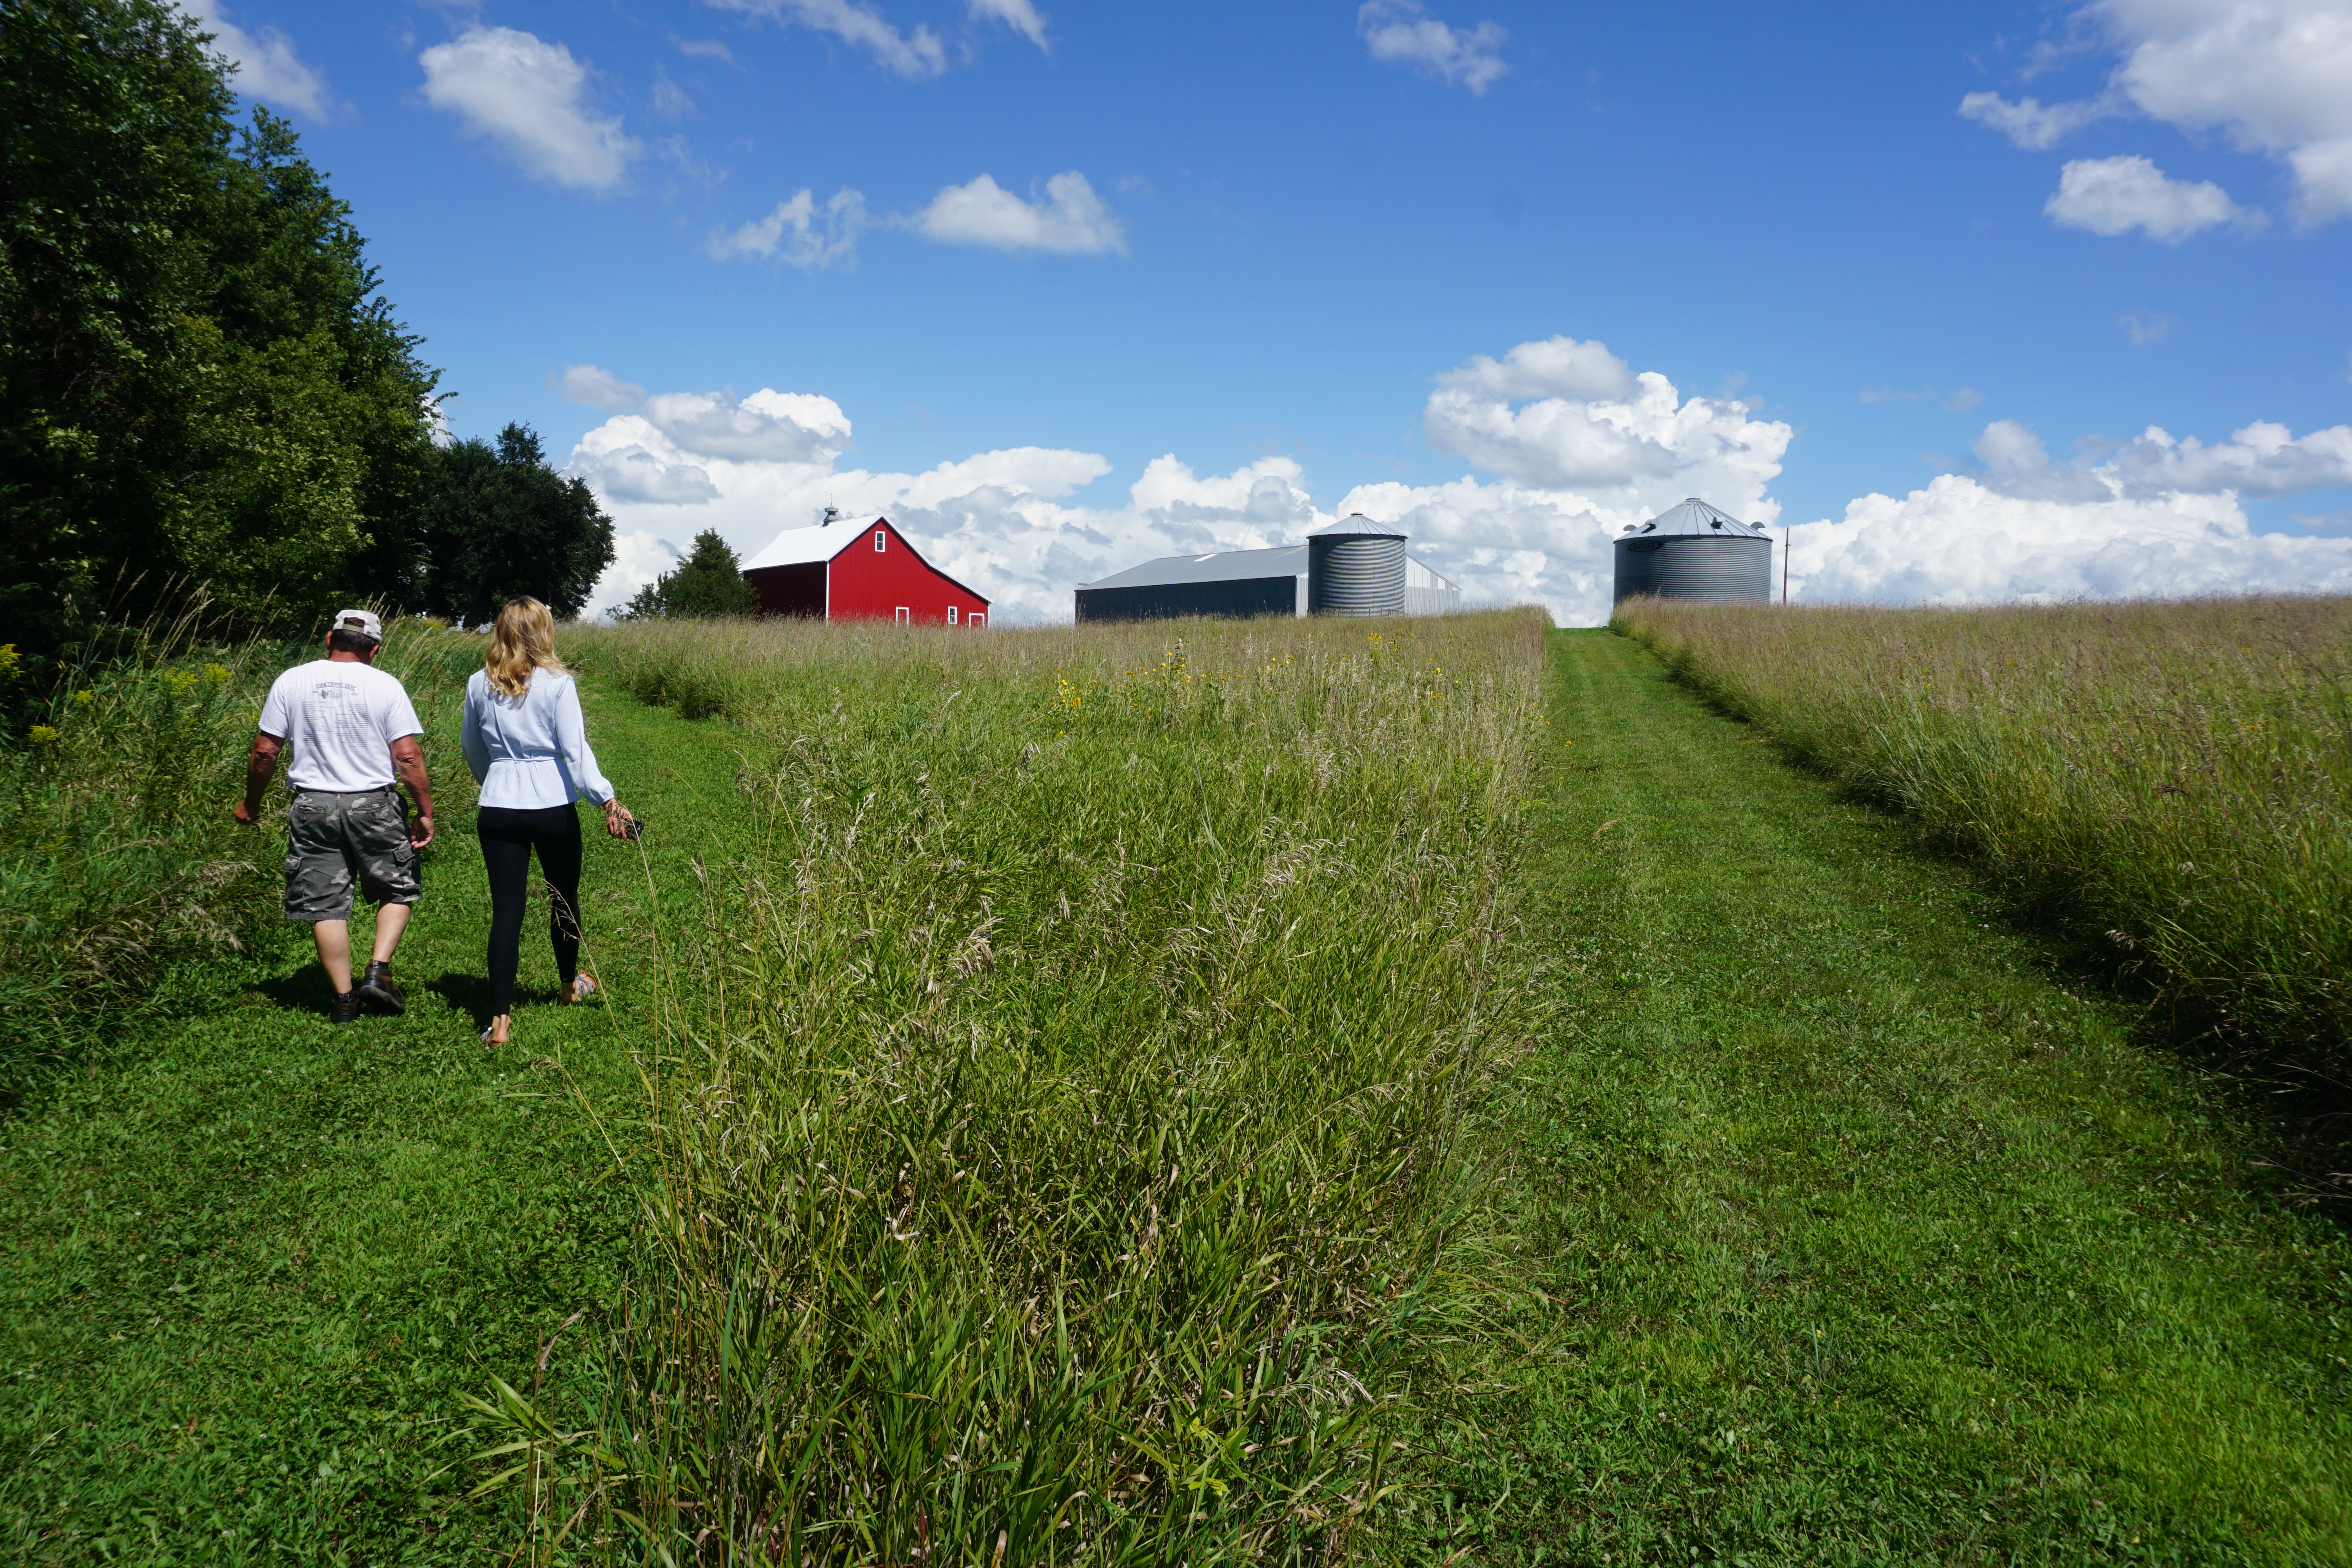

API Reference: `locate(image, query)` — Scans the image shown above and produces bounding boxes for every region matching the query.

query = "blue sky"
[191,0,2352,621]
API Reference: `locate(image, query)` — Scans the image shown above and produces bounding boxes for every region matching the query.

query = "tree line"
[0,0,634,706]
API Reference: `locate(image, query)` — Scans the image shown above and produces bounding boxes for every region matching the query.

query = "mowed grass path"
[1,673,762,1561]
[1439,631,2352,1563]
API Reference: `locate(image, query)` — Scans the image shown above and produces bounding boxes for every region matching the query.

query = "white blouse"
[460,666,616,810]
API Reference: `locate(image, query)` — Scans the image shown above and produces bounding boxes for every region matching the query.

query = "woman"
[460,598,634,1045]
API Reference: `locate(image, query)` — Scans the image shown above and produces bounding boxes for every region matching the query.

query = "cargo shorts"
[284,788,421,921]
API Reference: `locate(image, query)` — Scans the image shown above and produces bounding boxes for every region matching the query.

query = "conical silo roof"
[1622,497,1771,538]
[1309,512,1406,539]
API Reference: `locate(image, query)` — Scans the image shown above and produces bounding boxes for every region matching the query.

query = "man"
[234,609,435,1025]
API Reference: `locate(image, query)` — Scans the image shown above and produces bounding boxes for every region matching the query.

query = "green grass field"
[4,615,2348,1563]
[2,662,766,1559]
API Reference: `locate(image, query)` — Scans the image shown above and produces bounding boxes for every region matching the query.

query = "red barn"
[740,514,991,626]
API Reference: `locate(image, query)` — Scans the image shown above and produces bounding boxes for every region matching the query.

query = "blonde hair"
[484,597,566,698]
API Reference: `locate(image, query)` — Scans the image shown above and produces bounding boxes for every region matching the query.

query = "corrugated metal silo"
[1612,497,1773,607]
[1308,514,1408,616]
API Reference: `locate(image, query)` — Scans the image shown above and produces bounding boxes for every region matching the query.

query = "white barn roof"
[743,516,885,571]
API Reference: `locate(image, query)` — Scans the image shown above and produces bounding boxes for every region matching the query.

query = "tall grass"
[0,610,474,1088]
[1612,595,2352,1051]
[503,612,1549,1561]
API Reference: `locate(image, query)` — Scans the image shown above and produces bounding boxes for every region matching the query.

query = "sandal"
[565,973,600,1004]
[480,1017,510,1045]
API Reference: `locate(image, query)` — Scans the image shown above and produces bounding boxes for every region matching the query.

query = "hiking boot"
[357,961,406,1015]
[329,989,361,1027]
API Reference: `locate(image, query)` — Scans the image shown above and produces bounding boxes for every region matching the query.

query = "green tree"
[417,424,615,625]
[619,530,757,620]
[0,0,439,692]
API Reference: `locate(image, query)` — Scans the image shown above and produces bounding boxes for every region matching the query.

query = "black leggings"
[478,803,584,1016]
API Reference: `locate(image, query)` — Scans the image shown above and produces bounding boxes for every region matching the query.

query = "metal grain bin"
[1612,497,1773,608]
[1308,514,1408,617]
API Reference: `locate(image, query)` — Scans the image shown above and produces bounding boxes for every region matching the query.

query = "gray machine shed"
[1612,497,1774,607]
[1075,519,1462,623]
[1075,546,1308,623]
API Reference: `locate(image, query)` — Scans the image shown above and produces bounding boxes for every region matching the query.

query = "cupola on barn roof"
[1622,497,1773,538]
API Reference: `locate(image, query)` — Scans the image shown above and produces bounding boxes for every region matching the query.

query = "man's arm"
[232,733,283,826]
[390,735,434,848]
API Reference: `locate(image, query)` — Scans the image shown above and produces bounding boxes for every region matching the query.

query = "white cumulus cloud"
[2044,154,2260,240]
[706,0,946,78]
[1972,415,2352,499]
[1958,90,2113,150]
[967,0,1049,50]
[911,172,1125,254]
[420,27,639,192]
[2100,419,2352,495]
[1434,336,1635,401]
[1421,352,1791,498]
[710,189,871,268]
[1358,0,1507,94]
[1780,411,2352,607]
[642,388,853,463]
[1789,479,2352,605]
[2098,0,2352,225]
[572,425,720,505]
[553,364,646,412]
[1965,2,2352,227]
[180,0,330,117]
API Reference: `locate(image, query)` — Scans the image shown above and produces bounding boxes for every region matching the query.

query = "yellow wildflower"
[29,724,59,744]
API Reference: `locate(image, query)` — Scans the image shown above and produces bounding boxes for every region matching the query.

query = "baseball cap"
[332,608,384,642]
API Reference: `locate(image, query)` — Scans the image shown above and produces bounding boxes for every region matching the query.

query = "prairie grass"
[1612,596,2352,1054]
[505,612,1550,1561]
[0,608,472,1089]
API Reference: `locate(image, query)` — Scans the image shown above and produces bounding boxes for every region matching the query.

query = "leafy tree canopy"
[417,425,615,626]
[0,0,437,689]
[619,530,757,621]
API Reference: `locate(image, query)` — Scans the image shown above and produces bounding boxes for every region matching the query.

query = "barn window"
[947,606,958,626]
[968,611,985,629]
[874,530,887,552]
[895,606,909,625]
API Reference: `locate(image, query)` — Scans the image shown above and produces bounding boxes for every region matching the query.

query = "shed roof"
[1621,498,1771,539]
[1078,545,1308,592]
[1308,512,1406,539]
[742,516,884,571]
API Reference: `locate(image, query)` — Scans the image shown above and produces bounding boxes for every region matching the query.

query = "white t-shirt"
[257,659,425,791]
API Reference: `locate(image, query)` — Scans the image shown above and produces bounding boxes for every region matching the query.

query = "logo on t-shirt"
[311,681,365,746]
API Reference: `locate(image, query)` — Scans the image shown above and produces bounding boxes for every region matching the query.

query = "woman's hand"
[604,798,638,839]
